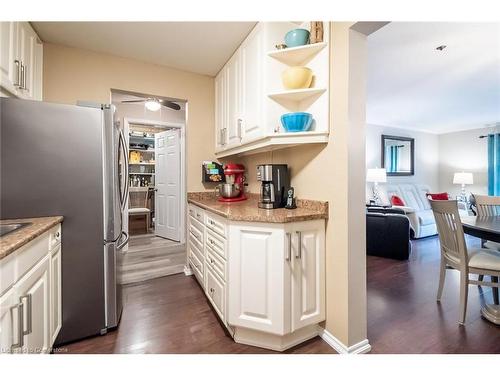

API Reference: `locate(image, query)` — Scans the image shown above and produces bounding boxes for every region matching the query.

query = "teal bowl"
[280,112,313,132]
[285,29,310,47]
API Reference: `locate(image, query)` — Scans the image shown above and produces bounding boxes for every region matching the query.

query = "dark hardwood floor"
[57,273,334,354]
[57,234,499,354]
[368,235,500,354]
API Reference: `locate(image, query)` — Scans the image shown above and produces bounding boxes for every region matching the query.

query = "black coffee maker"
[256,164,290,209]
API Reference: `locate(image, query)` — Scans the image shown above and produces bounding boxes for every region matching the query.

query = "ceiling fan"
[121,97,181,111]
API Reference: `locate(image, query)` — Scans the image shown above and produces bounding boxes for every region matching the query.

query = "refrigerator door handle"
[118,129,129,210]
[117,231,129,250]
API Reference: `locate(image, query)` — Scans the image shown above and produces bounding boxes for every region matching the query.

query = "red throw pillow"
[426,192,449,200]
[391,195,405,206]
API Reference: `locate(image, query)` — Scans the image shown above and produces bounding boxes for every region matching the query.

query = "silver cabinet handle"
[10,302,24,350]
[23,64,28,90]
[237,118,242,140]
[285,232,291,261]
[20,63,25,89]
[209,287,215,294]
[295,231,302,259]
[14,60,21,86]
[20,294,32,335]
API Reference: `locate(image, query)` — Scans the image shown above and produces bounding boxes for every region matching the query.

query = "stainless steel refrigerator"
[0,98,129,345]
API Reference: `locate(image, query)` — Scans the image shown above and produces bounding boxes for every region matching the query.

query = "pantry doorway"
[123,118,186,243]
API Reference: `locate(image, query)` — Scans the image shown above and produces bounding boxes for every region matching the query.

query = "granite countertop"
[187,192,328,223]
[0,216,63,260]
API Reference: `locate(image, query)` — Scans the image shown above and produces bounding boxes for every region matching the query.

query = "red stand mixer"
[217,163,247,202]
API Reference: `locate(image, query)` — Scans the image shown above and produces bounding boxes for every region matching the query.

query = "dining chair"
[472,194,500,283]
[129,187,151,233]
[430,199,500,325]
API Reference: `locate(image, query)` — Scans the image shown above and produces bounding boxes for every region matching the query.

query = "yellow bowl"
[281,67,313,90]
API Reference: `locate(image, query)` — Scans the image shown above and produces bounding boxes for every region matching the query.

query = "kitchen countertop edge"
[0,216,64,261]
[187,193,328,223]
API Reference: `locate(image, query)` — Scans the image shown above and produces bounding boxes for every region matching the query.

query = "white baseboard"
[183,265,193,276]
[319,328,371,354]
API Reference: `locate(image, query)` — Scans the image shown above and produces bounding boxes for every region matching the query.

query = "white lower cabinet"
[206,268,225,321]
[49,245,62,344]
[15,255,50,354]
[228,220,325,345]
[0,224,62,354]
[290,220,326,331]
[228,223,287,335]
[187,203,325,351]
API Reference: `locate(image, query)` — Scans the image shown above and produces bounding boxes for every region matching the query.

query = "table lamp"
[453,172,473,202]
[367,168,387,205]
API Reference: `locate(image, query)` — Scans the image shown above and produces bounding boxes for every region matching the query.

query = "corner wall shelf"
[267,88,327,102]
[267,42,327,66]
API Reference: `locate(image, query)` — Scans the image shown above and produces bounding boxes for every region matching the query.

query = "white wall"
[438,127,488,197]
[366,123,439,190]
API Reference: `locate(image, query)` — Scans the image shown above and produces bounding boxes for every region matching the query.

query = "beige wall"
[438,127,488,197]
[42,43,215,192]
[224,23,368,347]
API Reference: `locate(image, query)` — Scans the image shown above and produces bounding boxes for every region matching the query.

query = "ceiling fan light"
[145,99,161,111]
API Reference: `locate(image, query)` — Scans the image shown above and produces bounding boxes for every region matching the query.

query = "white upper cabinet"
[225,51,242,147]
[214,22,330,158]
[239,23,264,143]
[215,68,227,150]
[0,22,42,100]
[0,22,18,94]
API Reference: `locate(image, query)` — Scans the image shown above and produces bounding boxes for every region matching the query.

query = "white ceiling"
[367,22,500,134]
[31,22,257,76]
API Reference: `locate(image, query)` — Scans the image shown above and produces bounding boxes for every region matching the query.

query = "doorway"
[111,89,187,284]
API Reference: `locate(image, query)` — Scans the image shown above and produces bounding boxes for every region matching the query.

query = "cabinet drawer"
[188,220,204,245]
[206,246,225,281]
[206,267,225,322]
[188,204,205,224]
[205,229,226,260]
[189,216,205,235]
[188,250,204,287]
[205,213,227,238]
[188,236,204,262]
[0,231,50,296]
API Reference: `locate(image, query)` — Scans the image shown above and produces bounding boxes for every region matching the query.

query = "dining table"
[462,215,500,325]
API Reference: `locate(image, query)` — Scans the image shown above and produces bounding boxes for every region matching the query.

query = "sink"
[0,222,31,237]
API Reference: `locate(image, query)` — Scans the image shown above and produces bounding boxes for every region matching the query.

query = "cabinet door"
[225,51,241,146]
[290,220,325,331]
[206,267,225,321]
[0,287,22,353]
[228,223,288,335]
[15,255,50,354]
[0,22,20,94]
[31,38,43,101]
[240,24,263,143]
[214,69,226,150]
[49,245,62,345]
[17,22,36,100]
